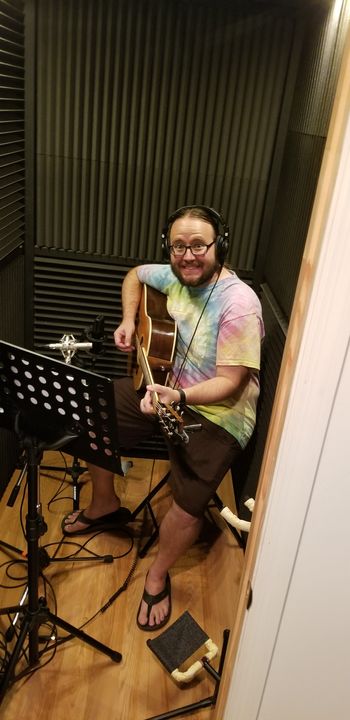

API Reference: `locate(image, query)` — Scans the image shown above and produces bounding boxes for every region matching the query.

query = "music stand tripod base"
[0,340,125,704]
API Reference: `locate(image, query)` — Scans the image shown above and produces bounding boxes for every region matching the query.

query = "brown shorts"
[113,377,242,517]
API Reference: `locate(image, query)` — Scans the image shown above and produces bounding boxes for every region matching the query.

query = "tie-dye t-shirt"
[136,264,264,448]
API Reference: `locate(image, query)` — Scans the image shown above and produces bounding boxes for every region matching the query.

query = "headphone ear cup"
[161,232,170,260]
[216,234,229,264]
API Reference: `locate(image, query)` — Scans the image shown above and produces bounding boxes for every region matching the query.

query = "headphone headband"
[161,205,230,264]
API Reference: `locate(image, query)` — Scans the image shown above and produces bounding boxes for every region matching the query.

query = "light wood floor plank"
[0,452,243,720]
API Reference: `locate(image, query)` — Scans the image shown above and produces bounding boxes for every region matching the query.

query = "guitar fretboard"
[135,335,160,409]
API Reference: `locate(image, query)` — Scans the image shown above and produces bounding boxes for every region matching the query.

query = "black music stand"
[0,340,124,704]
[39,320,107,511]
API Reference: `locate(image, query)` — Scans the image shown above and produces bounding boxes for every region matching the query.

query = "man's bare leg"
[63,466,202,629]
[63,463,121,533]
[137,500,203,628]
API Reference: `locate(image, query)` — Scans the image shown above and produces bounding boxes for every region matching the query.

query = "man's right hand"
[114,320,135,352]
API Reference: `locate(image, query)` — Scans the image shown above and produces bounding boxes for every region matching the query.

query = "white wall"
[223,34,350,720]
[257,340,350,720]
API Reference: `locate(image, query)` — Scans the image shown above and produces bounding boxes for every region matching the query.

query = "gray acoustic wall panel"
[0,0,25,496]
[34,0,298,271]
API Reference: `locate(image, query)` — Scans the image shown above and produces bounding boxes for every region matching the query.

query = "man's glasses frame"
[168,239,217,257]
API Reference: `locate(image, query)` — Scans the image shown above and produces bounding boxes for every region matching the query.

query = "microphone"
[45,334,92,363]
[43,315,105,364]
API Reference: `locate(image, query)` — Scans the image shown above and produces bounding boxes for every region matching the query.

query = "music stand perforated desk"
[0,340,124,704]
[0,340,123,475]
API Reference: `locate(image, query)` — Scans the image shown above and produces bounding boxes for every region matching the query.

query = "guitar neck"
[135,335,183,425]
[134,291,184,441]
[135,335,159,405]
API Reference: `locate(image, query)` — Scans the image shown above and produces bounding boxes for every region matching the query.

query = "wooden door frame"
[215,26,350,718]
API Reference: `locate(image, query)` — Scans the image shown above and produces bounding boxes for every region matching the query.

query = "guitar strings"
[136,334,181,423]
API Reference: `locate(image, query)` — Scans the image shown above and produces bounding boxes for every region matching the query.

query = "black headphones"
[161,205,230,265]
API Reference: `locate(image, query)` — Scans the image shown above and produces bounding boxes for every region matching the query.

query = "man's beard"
[171,259,221,287]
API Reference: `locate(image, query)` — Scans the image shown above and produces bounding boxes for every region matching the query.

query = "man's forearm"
[122,267,142,321]
[181,370,248,406]
[146,366,250,409]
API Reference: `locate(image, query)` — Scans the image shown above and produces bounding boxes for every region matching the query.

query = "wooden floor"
[0,452,244,720]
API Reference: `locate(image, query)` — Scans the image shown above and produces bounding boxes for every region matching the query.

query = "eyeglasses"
[169,239,216,257]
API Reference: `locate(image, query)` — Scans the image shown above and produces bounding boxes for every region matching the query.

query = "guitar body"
[133,284,177,390]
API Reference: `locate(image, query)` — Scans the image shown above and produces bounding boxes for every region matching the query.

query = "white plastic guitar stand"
[218,496,255,533]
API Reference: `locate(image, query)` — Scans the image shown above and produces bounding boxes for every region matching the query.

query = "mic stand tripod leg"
[0,539,26,557]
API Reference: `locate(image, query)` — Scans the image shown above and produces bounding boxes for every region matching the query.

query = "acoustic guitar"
[133,284,187,444]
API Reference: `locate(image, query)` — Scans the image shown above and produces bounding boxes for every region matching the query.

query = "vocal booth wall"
[2,0,349,502]
[0,0,26,497]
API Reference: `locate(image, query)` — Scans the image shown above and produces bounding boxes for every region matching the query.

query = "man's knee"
[170,499,202,528]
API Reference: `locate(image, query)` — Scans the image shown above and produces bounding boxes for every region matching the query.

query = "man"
[63,205,264,631]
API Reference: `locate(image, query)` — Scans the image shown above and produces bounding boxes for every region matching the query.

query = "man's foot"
[137,572,171,631]
[61,505,131,536]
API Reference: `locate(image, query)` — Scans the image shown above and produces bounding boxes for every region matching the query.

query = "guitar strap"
[171,269,221,390]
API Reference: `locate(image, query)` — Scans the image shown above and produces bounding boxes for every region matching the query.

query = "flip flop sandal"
[137,573,171,632]
[61,507,132,536]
